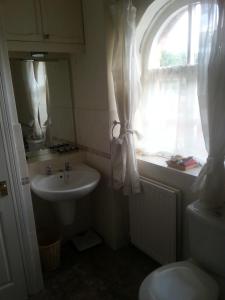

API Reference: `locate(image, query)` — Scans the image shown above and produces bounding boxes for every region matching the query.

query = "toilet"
[139,200,225,300]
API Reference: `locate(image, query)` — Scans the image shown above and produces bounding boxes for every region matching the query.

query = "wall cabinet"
[1,0,84,52]
[40,0,84,44]
[1,0,41,41]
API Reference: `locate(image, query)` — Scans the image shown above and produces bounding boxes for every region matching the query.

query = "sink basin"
[31,165,100,202]
[31,164,100,225]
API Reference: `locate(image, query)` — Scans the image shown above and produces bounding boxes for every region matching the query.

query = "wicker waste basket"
[38,228,61,272]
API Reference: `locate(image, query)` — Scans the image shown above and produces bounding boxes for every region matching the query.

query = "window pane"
[190,4,201,64]
[137,3,209,161]
[135,66,207,161]
[148,8,188,69]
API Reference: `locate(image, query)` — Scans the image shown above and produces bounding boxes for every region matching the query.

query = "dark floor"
[30,242,159,300]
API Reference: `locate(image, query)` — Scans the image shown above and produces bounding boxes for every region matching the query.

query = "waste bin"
[38,228,61,272]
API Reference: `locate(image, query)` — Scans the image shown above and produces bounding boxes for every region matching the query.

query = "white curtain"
[135,65,207,160]
[111,0,141,194]
[22,61,47,140]
[195,0,225,209]
[33,62,48,137]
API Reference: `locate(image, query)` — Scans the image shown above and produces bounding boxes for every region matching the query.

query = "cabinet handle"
[43,34,50,39]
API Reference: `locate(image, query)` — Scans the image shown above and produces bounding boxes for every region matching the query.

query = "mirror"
[9,53,76,154]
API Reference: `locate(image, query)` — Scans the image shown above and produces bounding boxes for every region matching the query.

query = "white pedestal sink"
[31,164,100,225]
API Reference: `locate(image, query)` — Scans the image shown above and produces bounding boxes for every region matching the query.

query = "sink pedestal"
[53,200,76,226]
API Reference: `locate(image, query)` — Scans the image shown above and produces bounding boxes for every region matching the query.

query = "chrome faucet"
[46,165,52,175]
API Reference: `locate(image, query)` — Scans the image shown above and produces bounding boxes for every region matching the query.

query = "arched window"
[135,1,207,162]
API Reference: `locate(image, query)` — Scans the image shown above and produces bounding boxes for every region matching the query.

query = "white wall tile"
[76,109,110,154]
[86,152,111,177]
[91,176,130,250]
[28,151,86,177]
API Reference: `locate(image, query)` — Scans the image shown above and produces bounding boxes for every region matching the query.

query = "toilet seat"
[139,261,219,300]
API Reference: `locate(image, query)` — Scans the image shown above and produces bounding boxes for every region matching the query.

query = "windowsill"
[137,154,202,178]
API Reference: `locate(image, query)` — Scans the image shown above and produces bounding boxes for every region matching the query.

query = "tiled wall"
[68,0,130,250]
[75,109,110,154]
[85,152,130,250]
[71,0,110,156]
[28,151,86,177]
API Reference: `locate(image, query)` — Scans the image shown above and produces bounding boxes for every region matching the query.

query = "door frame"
[0,17,43,296]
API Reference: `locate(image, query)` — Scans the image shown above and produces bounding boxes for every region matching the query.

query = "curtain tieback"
[112,120,121,139]
[112,120,142,144]
[116,128,135,144]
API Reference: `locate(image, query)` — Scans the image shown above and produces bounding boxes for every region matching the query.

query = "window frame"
[135,0,206,164]
[137,0,199,74]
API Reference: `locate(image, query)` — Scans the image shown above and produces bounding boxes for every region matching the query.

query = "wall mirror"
[9,52,76,155]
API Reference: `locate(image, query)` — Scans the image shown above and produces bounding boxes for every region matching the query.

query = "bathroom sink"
[31,164,101,202]
[31,164,101,225]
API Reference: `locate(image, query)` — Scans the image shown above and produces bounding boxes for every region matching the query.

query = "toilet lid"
[139,261,219,300]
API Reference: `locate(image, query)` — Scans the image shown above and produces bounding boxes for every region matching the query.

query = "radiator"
[129,177,181,265]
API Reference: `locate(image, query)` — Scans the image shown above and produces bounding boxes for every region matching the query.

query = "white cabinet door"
[0,115,27,299]
[40,0,84,44]
[1,0,41,41]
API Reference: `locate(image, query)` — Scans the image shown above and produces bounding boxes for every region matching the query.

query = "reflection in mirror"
[10,55,75,154]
